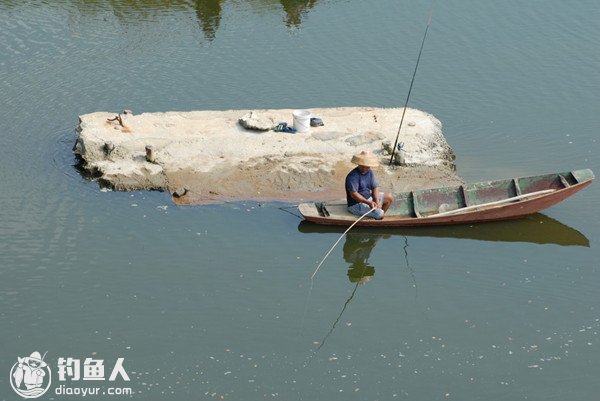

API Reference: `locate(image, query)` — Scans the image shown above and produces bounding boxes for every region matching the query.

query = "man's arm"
[350,191,378,209]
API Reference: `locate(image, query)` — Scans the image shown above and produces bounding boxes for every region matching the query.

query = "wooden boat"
[298,169,594,227]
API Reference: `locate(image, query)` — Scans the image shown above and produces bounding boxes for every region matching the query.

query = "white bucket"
[293,109,311,133]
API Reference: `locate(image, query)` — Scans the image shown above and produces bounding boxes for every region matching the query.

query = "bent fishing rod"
[389,8,435,165]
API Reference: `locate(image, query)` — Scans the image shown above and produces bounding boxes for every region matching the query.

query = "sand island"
[74,107,462,204]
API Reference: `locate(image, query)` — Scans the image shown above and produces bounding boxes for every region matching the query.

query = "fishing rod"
[389,7,435,165]
[310,207,375,280]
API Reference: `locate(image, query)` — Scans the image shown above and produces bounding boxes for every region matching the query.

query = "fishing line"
[389,4,436,165]
[277,205,303,219]
[301,282,360,368]
[303,261,371,367]
[315,281,359,352]
[402,235,418,298]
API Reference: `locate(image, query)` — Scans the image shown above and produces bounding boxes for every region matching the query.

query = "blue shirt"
[345,167,378,206]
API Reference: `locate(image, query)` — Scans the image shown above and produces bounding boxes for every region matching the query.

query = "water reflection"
[280,0,318,28]
[342,230,418,291]
[343,233,388,284]
[312,233,380,353]
[0,0,321,41]
[313,232,415,352]
[298,213,590,247]
[305,212,590,352]
[313,279,358,353]
[193,0,222,41]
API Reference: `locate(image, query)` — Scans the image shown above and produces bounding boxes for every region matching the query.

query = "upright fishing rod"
[308,5,437,281]
[389,8,435,165]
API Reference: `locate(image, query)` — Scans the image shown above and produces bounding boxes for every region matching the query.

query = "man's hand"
[350,191,378,209]
[371,187,381,209]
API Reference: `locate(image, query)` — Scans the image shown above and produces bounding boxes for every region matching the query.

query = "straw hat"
[351,151,379,167]
[23,351,47,368]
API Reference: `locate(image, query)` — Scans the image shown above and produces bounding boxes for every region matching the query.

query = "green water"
[1,1,599,400]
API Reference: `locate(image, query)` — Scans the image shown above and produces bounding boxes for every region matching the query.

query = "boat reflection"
[298,213,589,247]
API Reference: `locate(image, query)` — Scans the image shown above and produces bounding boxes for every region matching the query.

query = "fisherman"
[345,151,394,219]
[12,351,47,390]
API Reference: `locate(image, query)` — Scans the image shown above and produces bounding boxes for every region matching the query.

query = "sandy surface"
[74,107,462,204]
